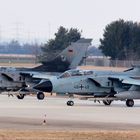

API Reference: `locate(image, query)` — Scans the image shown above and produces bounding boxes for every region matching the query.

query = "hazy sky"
[0,0,139,44]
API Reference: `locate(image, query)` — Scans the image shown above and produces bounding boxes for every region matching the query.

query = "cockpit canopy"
[58,69,94,78]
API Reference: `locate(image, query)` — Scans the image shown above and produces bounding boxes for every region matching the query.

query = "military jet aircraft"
[0,67,26,98]
[33,66,140,107]
[0,38,92,100]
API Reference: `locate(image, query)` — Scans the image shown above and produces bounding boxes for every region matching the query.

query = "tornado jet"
[33,66,140,107]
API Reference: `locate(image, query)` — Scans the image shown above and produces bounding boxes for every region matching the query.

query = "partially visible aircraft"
[33,66,140,107]
[0,38,92,100]
[0,67,26,98]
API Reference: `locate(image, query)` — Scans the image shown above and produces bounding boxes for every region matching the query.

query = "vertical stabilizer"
[32,38,92,72]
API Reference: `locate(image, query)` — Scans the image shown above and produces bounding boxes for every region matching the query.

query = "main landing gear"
[17,94,25,99]
[67,100,74,106]
[102,99,134,107]
[126,99,134,107]
[16,92,45,100]
[102,100,112,106]
[37,92,45,100]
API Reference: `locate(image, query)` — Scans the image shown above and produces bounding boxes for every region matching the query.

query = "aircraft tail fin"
[32,38,92,72]
[58,38,92,69]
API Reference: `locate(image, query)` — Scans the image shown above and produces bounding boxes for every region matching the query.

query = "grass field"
[0,130,140,140]
[0,63,40,68]
[78,65,127,71]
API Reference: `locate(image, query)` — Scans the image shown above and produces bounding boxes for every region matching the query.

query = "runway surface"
[0,95,140,131]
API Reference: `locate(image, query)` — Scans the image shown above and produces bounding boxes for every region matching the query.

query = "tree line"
[0,40,40,55]
[1,20,140,62]
[100,19,140,60]
[41,20,140,62]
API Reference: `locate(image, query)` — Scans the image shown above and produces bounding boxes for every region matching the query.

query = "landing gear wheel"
[17,94,25,99]
[103,100,112,106]
[126,99,134,107]
[37,92,45,100]
[67,101,74,106]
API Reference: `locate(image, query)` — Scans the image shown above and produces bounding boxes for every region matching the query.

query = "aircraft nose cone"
[34,80,53,92]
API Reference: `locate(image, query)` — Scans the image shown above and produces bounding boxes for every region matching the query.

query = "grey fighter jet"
[33,66,140,107]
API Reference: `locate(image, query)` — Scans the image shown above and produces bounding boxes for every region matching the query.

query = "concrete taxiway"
[0,95,140,130]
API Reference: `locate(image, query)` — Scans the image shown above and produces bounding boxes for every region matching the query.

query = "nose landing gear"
[67,100,74,106]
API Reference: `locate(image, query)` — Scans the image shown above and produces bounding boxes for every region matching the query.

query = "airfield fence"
[0,54,36,64]
[0,54,139,68]
[85,57,140,67]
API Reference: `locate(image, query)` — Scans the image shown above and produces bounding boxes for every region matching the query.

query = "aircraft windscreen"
[58,72,71,78]
[58,70,93,78]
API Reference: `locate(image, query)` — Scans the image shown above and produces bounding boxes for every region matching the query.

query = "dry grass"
[0,63,128,71]
[0,130,139,140]
[0,63,40,68]
[78,65,127,72]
